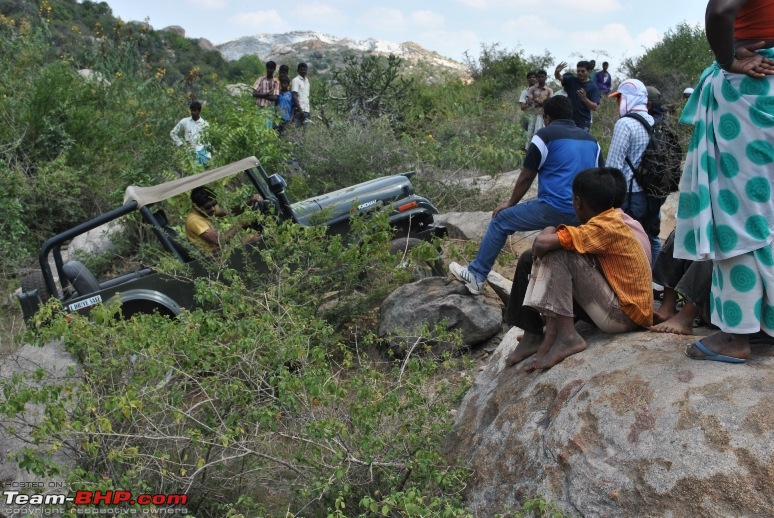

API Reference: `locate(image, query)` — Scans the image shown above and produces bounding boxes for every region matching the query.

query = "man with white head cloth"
[605,78,661,264]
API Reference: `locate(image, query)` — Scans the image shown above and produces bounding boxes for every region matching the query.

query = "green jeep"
[18,156,446,326]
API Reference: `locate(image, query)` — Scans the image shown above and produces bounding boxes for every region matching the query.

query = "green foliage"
[227,54,265,84]
[287,116,414,197]
[204,89,291,172]
[621,22,711,102]
[463,43,553,99]
[6,216,472,517]
[330,53,417,125]
[513,497,573,517]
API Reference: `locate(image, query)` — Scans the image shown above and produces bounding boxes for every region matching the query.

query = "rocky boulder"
[161,25,185,37]
[379,277,501,353]
[0,341,79,516]
[446,325,774,516]
[197,38,216,52]
[69,220,123,259]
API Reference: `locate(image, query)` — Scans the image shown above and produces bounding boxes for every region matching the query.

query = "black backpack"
[623,113,683,198]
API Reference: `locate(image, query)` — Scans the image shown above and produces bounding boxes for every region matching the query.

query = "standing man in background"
[554,60,600,131]
[291,62,311,127]
[252,60,279,128]
[170,101,211,166]
[595,61,612,96]
[523,70,553,149]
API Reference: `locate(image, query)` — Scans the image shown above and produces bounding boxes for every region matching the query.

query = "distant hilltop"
[216,30,468,76]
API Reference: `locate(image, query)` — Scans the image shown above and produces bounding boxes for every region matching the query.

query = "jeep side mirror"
[267,174,287,194]
[267,174,296,222]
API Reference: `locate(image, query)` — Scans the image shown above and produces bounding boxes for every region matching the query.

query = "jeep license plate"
[68,295,103,311]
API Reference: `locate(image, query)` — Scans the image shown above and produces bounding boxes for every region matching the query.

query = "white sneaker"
[449,262,484,295]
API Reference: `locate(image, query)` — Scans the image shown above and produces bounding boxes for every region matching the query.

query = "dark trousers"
[652,230,712,323]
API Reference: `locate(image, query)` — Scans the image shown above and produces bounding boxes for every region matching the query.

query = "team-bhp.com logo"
[3,489,188,514]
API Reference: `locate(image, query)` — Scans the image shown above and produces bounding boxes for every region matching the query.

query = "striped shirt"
[252,76,279,107]
[556,208,653,327]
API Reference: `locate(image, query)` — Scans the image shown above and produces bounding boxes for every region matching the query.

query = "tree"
[463,43,553,99]
[330,53,416,123]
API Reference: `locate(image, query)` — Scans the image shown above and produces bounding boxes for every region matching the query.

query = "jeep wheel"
[389,237,445,280]
[21,270,51,302]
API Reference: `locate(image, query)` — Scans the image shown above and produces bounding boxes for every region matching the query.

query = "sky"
[103,0,707,76]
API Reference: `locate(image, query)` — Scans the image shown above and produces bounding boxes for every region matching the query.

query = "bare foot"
[650,311,695,335]
[686,332,750,362]
[506,332,543,366]
[653,288,679,324]
[652,302,699,335]
[524,324,558,372]
[533,333,587,370]
[652,306,678,325]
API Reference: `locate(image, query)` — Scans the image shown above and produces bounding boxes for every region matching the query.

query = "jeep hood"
[291,174,418,224]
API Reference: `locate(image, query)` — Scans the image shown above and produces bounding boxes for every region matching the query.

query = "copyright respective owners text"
[1,483,189,515]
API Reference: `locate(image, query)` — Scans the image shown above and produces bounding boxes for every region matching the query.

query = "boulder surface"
[447,324,774,516]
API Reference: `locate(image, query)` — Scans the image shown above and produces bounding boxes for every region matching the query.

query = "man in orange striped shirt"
[517,167,653,371]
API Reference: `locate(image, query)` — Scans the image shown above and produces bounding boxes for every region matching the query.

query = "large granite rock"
[447,325,774,516]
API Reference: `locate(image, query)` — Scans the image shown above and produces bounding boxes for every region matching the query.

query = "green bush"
[7,216,472,517]
[287,116,414,197]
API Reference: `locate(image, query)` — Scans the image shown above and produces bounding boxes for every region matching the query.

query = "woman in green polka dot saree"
[678,0,774,362]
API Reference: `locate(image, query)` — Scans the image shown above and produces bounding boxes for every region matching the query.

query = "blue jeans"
[622,191,662,265]
[468,199,579,282]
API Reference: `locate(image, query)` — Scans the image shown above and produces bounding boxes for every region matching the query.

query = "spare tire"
[21,270,51,302]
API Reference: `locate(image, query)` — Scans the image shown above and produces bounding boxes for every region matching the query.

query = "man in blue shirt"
[554,60,600,131]
[594,61,612,96]
[450,96,604,294]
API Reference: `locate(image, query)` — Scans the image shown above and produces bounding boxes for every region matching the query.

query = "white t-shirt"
[291,76,310,113]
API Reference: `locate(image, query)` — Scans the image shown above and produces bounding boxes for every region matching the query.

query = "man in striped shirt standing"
[512,167,653,371]
[252,61,280,128]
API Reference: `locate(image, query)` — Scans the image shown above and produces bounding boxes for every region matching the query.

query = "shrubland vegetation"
[0,0,712,515]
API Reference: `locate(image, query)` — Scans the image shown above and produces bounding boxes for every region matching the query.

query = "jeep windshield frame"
[39,156,275,300]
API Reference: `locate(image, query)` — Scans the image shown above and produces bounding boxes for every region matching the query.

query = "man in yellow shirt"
[185,187,262,254]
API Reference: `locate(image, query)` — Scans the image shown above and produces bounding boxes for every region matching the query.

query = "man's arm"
[706,0,774,78]
[554,62,567,81]
[170,119,184,147]
[492,166,538,217]
[577,88,599,112]
[532,226,561,259]
[519,88,530,110]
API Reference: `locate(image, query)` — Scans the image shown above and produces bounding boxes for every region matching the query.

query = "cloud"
[358,7,406,33]
[502,15,564,43]
[553,0,621,12]
[187,0,227,10]
[417,29,480,60]
[230,10,286,31]
[291,3,345,27]
[410,10,445,31]
[454,0,490,8]
[633,28,664,51]
[470,0,620,12]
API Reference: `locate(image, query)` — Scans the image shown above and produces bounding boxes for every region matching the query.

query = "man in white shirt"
[170,101,211,165]
[291,63,310,127]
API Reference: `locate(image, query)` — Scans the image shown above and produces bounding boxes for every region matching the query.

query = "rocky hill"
[217,30,468,77]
